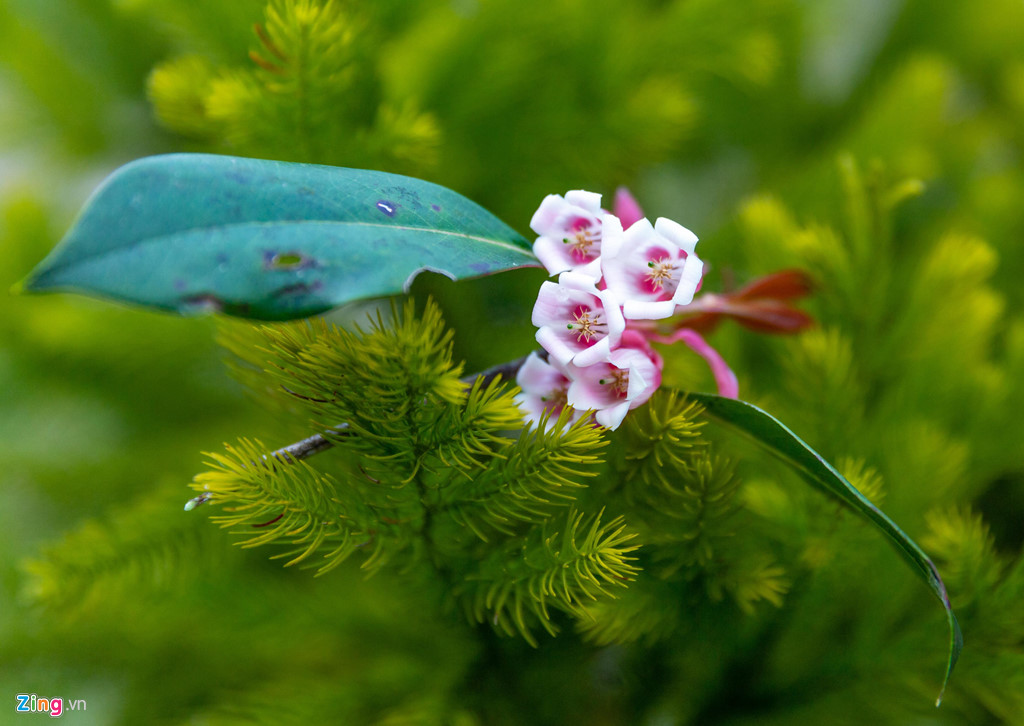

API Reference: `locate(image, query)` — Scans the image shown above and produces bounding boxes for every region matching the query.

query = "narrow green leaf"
[20,154,540,320]
[685,391,962,706]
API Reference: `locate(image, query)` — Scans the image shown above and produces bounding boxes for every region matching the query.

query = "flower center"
[539,386,569,414]
[566,306,606,343]
[598,369,630,398]
[562,223,600,262]
[646,257,676,290]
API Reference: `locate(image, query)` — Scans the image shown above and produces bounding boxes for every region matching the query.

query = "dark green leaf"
[19,154,540,320]
[686,391,962,706]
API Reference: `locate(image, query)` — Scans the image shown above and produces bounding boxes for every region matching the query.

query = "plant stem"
[184,354,531,511]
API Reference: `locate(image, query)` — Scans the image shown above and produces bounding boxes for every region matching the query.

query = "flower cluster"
[517,189,720,430]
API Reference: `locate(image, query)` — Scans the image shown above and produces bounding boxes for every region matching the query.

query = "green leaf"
[20,154,540,320]
[686,391,962,706]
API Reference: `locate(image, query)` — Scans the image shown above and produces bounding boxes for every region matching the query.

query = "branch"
[185,354,531,511]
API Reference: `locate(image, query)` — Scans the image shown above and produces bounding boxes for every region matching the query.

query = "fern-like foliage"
[458,508,640,646]
[191,299,653,642]
[147,0,439,172]
[608,391,763,578]
[186,291,803,665]
[22,483,237,616]
[922,508,1024,720]
[193,438,374,574]
[575,570,684,646]
[611,389,706,498]
[561,389,791,645]
[434,410,606,540]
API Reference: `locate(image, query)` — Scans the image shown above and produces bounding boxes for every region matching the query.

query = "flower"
[601,217,704,320]
[516,186,800,432]
[566,338,662,429]
[530,190,609,279]
[532,271,625,367]
[514,352,580,427]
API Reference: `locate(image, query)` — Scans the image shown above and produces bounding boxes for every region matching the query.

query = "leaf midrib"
[37,219,539,280]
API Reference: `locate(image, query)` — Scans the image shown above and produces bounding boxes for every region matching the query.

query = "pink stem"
[651,328,739,399]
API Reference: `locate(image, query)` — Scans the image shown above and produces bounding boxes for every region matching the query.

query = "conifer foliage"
[148,0,439,172]
[192,300,760,645]
[8,0,1024,723]
[182,294,805,668]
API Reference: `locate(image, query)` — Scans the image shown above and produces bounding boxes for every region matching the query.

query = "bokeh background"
[2,0,1024,723]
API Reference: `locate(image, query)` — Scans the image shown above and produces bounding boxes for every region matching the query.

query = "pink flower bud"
[613,186,645,230]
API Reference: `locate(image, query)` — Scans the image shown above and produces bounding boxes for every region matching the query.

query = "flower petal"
[565,346,661,430]
[531,275,625,366]
[595,401,630,429]
[602,217,702,320]
[671,254,705,307]
[564,189,602,213]
[529,191,605,276]
[613,187,645,230]
[515,352,577,428]
[654,217,698,255]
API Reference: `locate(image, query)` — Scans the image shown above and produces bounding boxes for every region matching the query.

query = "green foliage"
[727,156,1023,719]
[436,409,605,539]
[612,389,706,496]
[22,481,238,616]
[186,305,804,683]
[191,301,650,644]
[148,0,439,172]
[195,438,368,573]
[178,298,810,669]
[923,509,1024,721]
[460,508,640,646]
[20,153,536,320]
[7,0,1024,723]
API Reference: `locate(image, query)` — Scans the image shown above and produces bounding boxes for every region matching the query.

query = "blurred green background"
[3,0,1024,723]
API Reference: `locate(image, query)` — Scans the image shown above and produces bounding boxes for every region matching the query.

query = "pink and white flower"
[601,217,704,320]
[515,186,773,432]
[514,353,581,427]
[532,271,625,367]
[566,342,662,430]
[530,190,611,280]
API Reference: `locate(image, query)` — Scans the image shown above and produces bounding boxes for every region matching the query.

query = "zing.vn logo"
[15,694,87,718]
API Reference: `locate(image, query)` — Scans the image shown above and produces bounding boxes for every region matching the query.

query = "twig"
[184,354,531,511]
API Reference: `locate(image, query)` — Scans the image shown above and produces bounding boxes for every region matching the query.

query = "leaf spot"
[264,251,314,270]
[376,200,398,217]
[431,204,441,212]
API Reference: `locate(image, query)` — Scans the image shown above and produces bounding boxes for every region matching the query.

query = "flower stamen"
[566,307,606,343]
[646,258,676,290]
[539,387,569,414]
[598,370,630,398]
[562,226,600,261]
